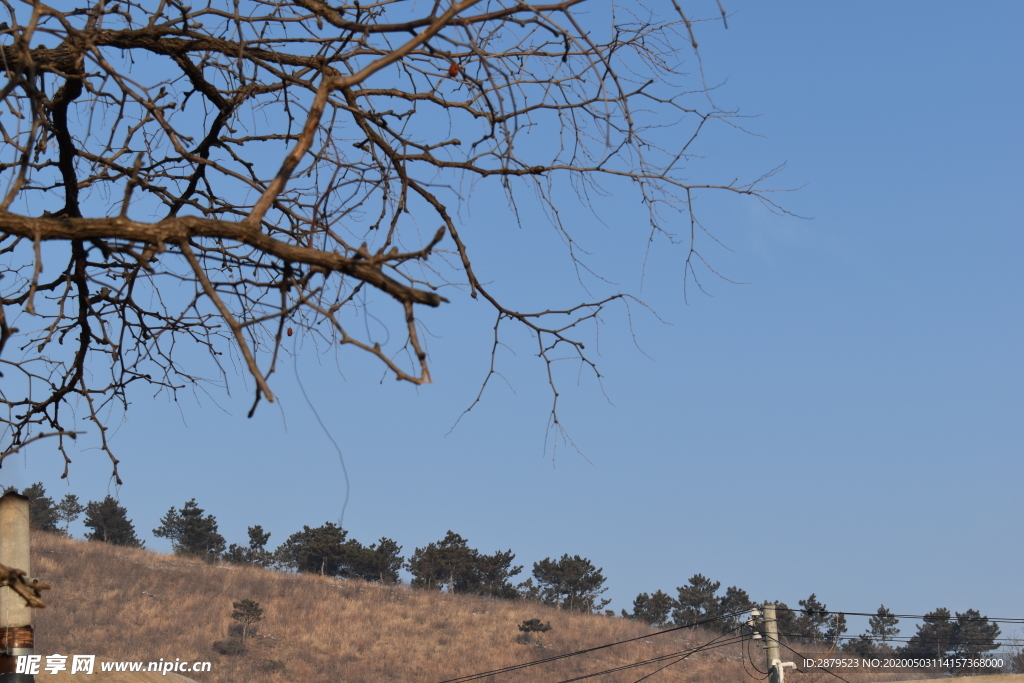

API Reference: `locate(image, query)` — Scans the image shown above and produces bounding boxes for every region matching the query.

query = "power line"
[628,631,748,683]
[553,631,748,683]
[437,604,1023,683]
[435,610,752,683]
[744,636,768,677]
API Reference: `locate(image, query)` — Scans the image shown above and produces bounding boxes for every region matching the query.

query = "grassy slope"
[29,532,931,683]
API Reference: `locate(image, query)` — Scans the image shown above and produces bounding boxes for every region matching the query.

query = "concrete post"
[0,492,34,682]
[764,603,781,683]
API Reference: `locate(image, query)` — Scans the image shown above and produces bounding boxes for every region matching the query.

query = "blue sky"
[5,1,1022,642]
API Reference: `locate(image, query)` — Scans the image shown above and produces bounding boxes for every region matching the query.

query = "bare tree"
[0,0,784,481]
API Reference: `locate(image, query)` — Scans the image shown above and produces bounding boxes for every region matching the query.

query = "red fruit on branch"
[448,63,460,77]
[287,327,293,336]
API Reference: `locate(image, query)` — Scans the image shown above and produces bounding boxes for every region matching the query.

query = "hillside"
[27,533,944,683]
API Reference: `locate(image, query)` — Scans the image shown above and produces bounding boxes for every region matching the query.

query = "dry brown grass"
[28,532,937,683]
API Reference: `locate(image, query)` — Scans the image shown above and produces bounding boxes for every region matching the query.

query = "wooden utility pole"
[0,492,34,682]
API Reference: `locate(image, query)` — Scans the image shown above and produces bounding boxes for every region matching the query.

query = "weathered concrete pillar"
[0,492,34,682]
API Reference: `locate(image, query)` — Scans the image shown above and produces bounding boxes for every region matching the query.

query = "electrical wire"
[552,631,748,683]
[630,655,692,683]
[438,604,1023,683]
[293,348,350,529]
[745,635,768,677]
[629,631,746,683]
[435,610,753,683]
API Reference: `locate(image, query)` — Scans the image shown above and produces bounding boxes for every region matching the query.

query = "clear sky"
[4,1,1022,642]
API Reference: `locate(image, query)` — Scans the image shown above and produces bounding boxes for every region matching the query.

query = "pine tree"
[951,610,1000,662]
[718,587,755,633]
[842,634,878,657]
[518,618,552,633]
[21,483,60,533]
[903,608,956,659]
[824,613,848,645]
[623,590,675,627]
[153,498,225,560]
[275,522,348,575]
[407,531,478,592]
[845,605,899,657]
[83,495,144,547]
[224,525,274,568]
[795,594,830,643]
[55,494,85,535]
[672,574,722,627]
[868,605,899,645]
[231,599,265,640]
[406,532,520,596]
[531,554,610,612]
[902,608,1000,671]
[361,538,404,584]
[473,549,523,599]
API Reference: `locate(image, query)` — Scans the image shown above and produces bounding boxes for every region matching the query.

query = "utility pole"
[0,492,34,682]
[765,602,778,679]
[762,603,795,683]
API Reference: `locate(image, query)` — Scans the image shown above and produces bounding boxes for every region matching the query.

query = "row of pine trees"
[10,483,1013,672]
[625,575,1005,665]
[12,484,614,613]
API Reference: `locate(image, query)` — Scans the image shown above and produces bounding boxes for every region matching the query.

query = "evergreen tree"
[845,605,899,657]
[531,554,610,612]
[153,498,225,560]
[346,537,404,584]
[231,599,265,640]
[55,494,85,535]
[902,608,999,671]
[623,590,675,627]
[224,525,274,568]
[518,618,552,633]
[842,634,878,658]
[902,608,956,659]
[516,578,542,602]
[407,531,478,592]
[672,574,722,627]
[718,587,755,633]
[824,613,848,645]
[950,610,1000,661]
[473,549,523,599]
[275,522,348,575]
[276,527,403,582]
[21,483,60,533]
[868,605,900,645]
[795,594,831,643]
[83,495,144,547]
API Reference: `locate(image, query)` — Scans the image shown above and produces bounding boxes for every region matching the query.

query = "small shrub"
[516,618,552,645]
[212,639,248,656]
[518,618,552,633]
